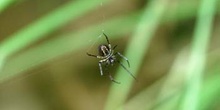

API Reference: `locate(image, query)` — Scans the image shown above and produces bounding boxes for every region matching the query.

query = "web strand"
[86,33,103,54]
[87,1,106,54]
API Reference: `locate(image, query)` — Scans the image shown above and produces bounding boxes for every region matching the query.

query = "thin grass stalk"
[0,0,16,72]
[118,55,220,110]
[119,48,188,110]
[179,0,218,110]
[152,49,189,110]
[154,64,220,110]
[0,0,15,12]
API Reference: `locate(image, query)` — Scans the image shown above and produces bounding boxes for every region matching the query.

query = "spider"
[86,33,136,84]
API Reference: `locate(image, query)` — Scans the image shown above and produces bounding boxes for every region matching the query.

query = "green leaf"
[179,0,218,110]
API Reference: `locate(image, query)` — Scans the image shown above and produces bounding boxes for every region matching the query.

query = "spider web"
[86,30,107,55]
[86,1,107,55]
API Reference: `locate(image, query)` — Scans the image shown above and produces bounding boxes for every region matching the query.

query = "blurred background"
[0,0,220,110]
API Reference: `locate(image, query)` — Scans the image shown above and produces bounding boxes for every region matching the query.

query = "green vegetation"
[0,0,219,110]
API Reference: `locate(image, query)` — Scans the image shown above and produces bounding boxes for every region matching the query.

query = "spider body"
[98,44,116,66]
[87,33,136,84]
[98,44,110,56]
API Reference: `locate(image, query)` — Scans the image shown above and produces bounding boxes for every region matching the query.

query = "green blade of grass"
[104,0,169,110]
[121,77,169,110]
[200,67,220,110]
[0,0,17,71]
[179,0,218,110]
[0,0,109,73]
[0,0,15,12]
[152,49,189,110]
[0,0,109,58]
[118,51,220,110]
[154,64,220,110]
[163,1,220,23]
[151,61,220,110]
[119,47,188,110]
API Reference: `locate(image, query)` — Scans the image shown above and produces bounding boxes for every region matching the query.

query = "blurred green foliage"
[0,0,220,110]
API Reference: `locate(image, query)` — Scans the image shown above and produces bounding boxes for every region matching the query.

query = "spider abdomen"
[98,44,110,56]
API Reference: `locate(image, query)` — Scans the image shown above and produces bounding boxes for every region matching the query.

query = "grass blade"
[119,50,220,110]
[0,0,109,58]
[0,0,109,74]
[179,0,218,110]
[0,0,15,12]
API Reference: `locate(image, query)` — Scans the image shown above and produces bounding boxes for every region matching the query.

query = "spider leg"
[87,52,103,59]
[99,61,104,76]
[113,45,117,50]
[103,33,112,49]
[99,60,120,84]
[117,60,137,81]
[103,33,110,44]
[108,74,120,84]
[116,52,130,67]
